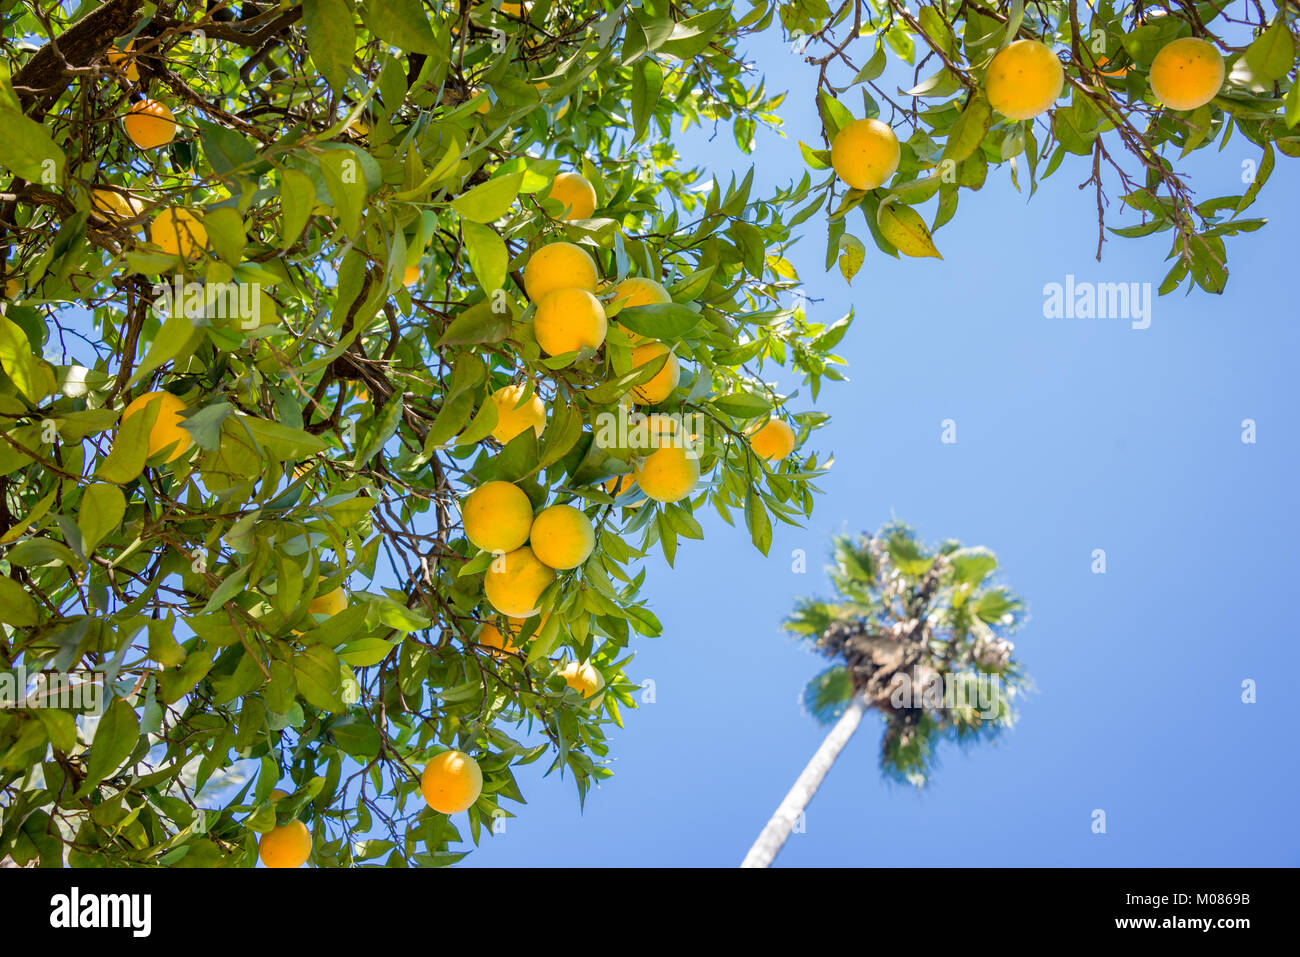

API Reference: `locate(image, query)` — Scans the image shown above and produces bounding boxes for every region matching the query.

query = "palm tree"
[741,523,1028,868]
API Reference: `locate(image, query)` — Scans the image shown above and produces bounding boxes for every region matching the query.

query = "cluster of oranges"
[828,35,1225,192]
[104,40,211,262]
[461,167,801,668]
[99,40,803,862]
[258,747,490,867]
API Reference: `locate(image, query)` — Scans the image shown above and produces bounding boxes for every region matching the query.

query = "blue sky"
[460,26,1300,867]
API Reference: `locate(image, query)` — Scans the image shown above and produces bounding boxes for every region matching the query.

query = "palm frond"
[801,665,854,726]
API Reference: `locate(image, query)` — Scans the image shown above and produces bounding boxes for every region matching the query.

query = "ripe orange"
[629,342,680,405]
[829,118,900,191]
[488,384,546,444]
[605,473,637,497]
[560,660,604,699]
[421,750,483,814]
[120,391,192,462]
[633,444,700,503]
[533,287,607,356]
[529,504,595,569]
[1149,37,1224,111]
[258,820,312,868]
[523,242,599,301]
[308,586,347,618]
[124,99,176,149]
[749,418,796,462]
[546,171,597,220]
[484,546,555,617]
[461,480,534,552]
[478,617,531,657]
[150,208,207,260]
[108,40,140,82]
[985,40,1064,120]
[91,188,143,223]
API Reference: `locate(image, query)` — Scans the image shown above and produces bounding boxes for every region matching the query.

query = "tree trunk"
[740,693,867,868]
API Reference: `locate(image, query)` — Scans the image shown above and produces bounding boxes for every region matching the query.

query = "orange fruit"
[120,391,192,462]
[484,546,555,617]
[149,208,207,260]
[534,287,607,356]
[523,242,598,301]
[629,342,679,405]
[421,750,483,814]
[124,99,176,149]
[749,418,796,461]
[488,384,546,444]
[829,118,900,191]
[633,444,700,503]
[529,504,595,569]
[560,660,604,699]
[1149,37,1224,111]
[258,820,312,868]
[545,171,597,220]
[985,40,1064,120]
[108,40,140,82]
[461,480,534,552]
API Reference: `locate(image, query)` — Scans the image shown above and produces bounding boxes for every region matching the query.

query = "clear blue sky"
[461,26,1300,867]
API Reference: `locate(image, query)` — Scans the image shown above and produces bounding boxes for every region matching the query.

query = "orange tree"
[0,1,841,866]
[779,0,1300,293]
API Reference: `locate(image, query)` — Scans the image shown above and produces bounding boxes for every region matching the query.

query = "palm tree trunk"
[740,693,868,868]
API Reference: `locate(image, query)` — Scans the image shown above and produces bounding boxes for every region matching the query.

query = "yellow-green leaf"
[876,200,943,259]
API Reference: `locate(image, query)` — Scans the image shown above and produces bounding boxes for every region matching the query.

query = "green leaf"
[0,108,64,184]
[129,313,202,387]
[803,665,854,725]
[374,597,431,632]
[744,486,772,555]
[83,696,140,790]
[293,645,346,712]
[320,149,367,238]
[353,395,403,466]
[948,546,997,586]
[279,167,316,249]
[668,265,714,301]
[95,402,152,485]
[436,300,512,348]
[1244,17,1294,83]
[338,636,398,667]
[202,207,246,266]
[631,58,664,144]
[853,45,888,84]
[77,484,126,555]
[0,576,39,626]
[798,140,830,170]
[452,172,524,223]
[715,391,772,420]
[237,414,328,460]
[199,121,255,177]
[33,708,76,753]
[360,0,439,54]
[538,399,583,467]
[942,95,992,163]
[817,91,856,139]
[330,714,381,760]
[659,9,730,59]
[460,221,508,292]
[303,0,357,92]
[616,302,702,340]
[0,314,51,401]
[1286,81,1300,128]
